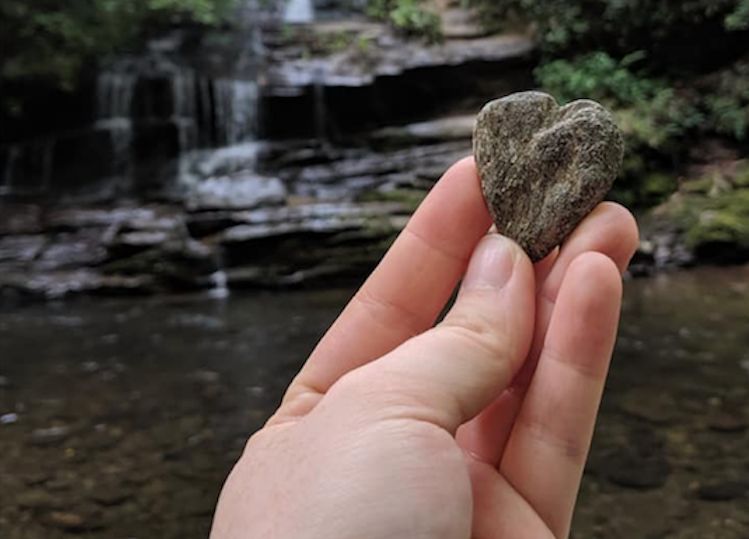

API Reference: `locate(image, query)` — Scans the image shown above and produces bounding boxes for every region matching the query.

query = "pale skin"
[211,157,640,539]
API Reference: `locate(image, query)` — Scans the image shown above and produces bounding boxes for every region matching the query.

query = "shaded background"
[1,1,748,537]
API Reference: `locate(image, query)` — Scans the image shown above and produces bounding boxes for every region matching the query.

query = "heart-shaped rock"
[474,91,624,261]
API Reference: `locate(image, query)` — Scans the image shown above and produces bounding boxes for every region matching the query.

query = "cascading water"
[284,0,315,23]
[213,79,259,146]
[95,71,136,189]
[96,73,136,120]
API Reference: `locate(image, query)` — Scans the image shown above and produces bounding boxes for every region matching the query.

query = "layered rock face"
[0,2,536,298]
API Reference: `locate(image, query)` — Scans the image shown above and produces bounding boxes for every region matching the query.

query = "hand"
[211,157,639,539]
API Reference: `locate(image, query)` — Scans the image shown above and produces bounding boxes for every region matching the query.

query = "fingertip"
[561,252,623,333]
[593,202,640,271]
[569,250,622,294]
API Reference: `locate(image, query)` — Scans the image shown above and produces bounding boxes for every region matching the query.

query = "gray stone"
[29,425,72,446]
[17,490,65,509]
[187,175,287,211]
[474,91,624,261]
[697,480,748,501]
[43,511,88,531]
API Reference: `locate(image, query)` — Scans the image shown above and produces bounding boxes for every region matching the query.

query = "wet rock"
[371,115,475,146]
[179,143,263,181]
[1,412,19,424]
[43,511,88,531]
[46,207,166,231]
[604,427,671,489]
[33,231,108,271]
[106,230,173,259]
[0,202,43,235]
[606,452,671,490]
[17,490,65,510]
[187,175,287,210]
[191,370,221,384]
[707,410,748,433]
[441,6,488,39]
[89,485,132,507]
[23,471,52,487]
[268,32,533,88]
[29,425,72,446]
[0,235,46,265]
[474,91,623,261]
[619,388,680,424]
[697,480,748,501]
[0,270,156,299]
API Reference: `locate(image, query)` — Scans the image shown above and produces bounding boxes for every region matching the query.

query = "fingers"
[281,157,491,414]
[499,252,622,538]
[348,234,535,433]
[456,202,637,462]
[469,461,555,539]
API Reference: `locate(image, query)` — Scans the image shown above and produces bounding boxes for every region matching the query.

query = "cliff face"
[0,5,538,298]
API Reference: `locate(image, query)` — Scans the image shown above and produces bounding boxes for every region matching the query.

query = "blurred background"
[1,1,748,537]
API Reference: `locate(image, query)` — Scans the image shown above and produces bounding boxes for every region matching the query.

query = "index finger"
[281,157,491,410]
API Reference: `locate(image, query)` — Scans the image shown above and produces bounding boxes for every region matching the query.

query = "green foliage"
[0,0,234,92]
[536,52,703,152]
[367,0,442,41]
[684,190,749,249]
[535,51,658,105]
[703,61,749,140]
[536,48,749,207]
[467,0,748,54]
[726,0,749,29]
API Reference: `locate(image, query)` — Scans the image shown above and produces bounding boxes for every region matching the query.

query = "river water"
[1,266,748,538]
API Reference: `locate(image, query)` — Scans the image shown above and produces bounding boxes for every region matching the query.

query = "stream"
[1,265,748,538]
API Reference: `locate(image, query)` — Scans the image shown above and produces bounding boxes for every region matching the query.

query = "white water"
[213,79,259,145]
[283,0,315,24]
[96,73,136,120]
[95,72,137,186]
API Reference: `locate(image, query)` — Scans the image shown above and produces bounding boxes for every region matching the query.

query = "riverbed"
[1,266,748,538]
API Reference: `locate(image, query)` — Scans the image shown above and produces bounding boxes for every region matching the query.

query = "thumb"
[359,233,536,433]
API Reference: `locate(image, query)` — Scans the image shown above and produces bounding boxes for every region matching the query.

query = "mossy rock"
[682,189,749,263]
[358,188,427,211]
[681,177,714,194]
[641,172,678,202]
[734,160,749,188]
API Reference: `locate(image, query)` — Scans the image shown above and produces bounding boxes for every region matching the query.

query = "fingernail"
[462,234,516,291]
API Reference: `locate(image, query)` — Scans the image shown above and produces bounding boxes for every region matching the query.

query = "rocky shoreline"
[2,137,748,300]
[1,5,747,300]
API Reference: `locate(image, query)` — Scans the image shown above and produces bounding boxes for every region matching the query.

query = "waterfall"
[95,71,136,187]
[172,71,199,156]
[213,79,258,146]
[284,0,315,23]
[208,270,230,299]
[96,73,136,120]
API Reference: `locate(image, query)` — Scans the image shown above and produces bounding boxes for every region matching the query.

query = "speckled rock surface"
[474,91,624,261]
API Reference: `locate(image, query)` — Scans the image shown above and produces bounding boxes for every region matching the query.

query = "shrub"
[0,0,235,92]
[367,0,442,41]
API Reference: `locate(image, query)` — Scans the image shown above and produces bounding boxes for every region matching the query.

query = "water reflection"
[1,267,747,538]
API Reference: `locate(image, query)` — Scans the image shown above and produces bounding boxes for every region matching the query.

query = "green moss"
[680,190,749,249]
[681,177,714,194]
[642,172,679,202]
[366,0,442,41]
[734,160,749,187]
[358,188,426,211]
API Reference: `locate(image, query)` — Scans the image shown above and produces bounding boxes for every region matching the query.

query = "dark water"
[1,266,748,538]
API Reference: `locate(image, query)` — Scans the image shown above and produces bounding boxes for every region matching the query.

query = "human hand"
[211,157,639,539]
